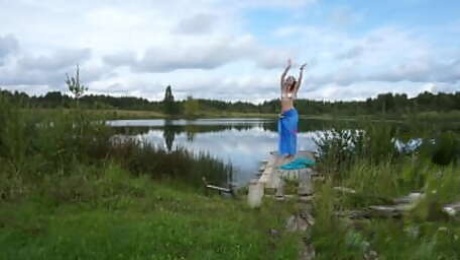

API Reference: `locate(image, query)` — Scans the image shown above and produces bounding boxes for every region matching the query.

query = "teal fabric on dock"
[279,157,315,170]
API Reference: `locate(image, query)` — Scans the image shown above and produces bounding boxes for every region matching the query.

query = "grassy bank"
[29,107,460,123]
[310,123,460,259]
[1,94,303,259]
[1,164,300,259]
[3,93,460,258]
[28,108,279,120]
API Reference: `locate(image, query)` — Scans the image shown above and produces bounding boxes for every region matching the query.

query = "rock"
[286,214,309,232]
[268,228,280,237]
[299,211,315,226]
[364,250,379,260]
[299,243,315,260]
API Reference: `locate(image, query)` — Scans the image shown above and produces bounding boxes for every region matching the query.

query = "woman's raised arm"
[280,59,292,90]
[294,63,307,93]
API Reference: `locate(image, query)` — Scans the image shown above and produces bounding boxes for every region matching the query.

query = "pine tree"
[163,85,177,115]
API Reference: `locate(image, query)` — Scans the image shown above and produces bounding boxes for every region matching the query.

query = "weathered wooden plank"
[205,184,232,193]
[258,153,277,185]
[202,177,234,197]
[443,202,460,217]
[393,192,425,204]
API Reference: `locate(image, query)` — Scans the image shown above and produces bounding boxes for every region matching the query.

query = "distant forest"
[1,86,459,116]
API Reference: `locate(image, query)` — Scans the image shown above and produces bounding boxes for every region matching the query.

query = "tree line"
[1,86,459,116]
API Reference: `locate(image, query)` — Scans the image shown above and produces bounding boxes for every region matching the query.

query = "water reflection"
[108,118,337,135]
[108,118,321,185]
[108,118,459,185]
[139,128,319,185]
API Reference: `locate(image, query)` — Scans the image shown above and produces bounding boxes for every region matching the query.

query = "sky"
[0,0,459,103]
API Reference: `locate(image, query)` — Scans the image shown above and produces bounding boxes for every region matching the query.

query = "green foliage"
[311,180,364,259]
[184,95,200,118]
[0,92,233,201]
[312,157,460,258]
[0,95,33,174]
[0,164,299,259]
[0,95,36,200]
[108,138,233,189]
[163,85,180,116]
[65,65,88,107]
[314,120,398,176]
[33,111,112,171]
[312,117,460,258]
[431,131,459,166]
[2,87,459,118]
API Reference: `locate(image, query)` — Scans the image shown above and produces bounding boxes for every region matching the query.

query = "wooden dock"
[246,150,319,258]
[248,150,317,205]
[259,151,316,186]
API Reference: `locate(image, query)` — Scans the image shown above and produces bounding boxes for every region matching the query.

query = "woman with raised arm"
[279,59,306,159]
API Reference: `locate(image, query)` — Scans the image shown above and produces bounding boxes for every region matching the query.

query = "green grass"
[1,98,302,259]
[3,95,460,259]
[27,108,280,120]
[311,123,460,259]
[0,164,300,260]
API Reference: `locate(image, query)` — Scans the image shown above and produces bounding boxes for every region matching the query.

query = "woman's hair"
[289,79,297,92]
[286,76,297,92]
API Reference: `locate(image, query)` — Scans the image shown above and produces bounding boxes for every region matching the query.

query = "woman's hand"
[287,59,292,68]
[294,63,307,92]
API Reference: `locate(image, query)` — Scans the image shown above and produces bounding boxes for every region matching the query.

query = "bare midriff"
[280,97,294,112]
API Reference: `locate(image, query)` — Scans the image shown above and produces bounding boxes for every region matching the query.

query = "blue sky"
[0,0,458,102]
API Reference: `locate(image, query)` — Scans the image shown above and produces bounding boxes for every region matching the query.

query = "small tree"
[66,65,88,107]
[184,95,199,118]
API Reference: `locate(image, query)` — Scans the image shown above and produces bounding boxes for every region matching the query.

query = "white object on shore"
[248,179,264,208]
[443,202,460,217]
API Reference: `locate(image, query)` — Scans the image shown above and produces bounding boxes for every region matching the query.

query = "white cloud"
[283,26,459,87]
[0,34,19,65]
[173,13,218,35]
[18,48,91,71]
[0,0,458,102]
[232,0,317,9]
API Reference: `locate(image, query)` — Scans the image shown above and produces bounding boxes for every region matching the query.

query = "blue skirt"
[278,108,298,156]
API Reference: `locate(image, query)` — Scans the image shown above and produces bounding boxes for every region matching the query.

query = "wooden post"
[248,179,264,208]
[298,168,313,196]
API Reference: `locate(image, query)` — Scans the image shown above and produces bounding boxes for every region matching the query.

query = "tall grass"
[0,95,34,199]
[314,121,398,178]
[312,118,460,259]
[108,137,233,189]
[0,94,233,202]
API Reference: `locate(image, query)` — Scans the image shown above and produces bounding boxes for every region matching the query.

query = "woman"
[279,59,306,158]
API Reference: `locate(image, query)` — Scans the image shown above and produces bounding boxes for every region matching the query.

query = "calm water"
[107,118,331,185]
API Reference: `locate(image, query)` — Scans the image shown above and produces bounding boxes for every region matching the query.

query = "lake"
[107,118,331,185]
